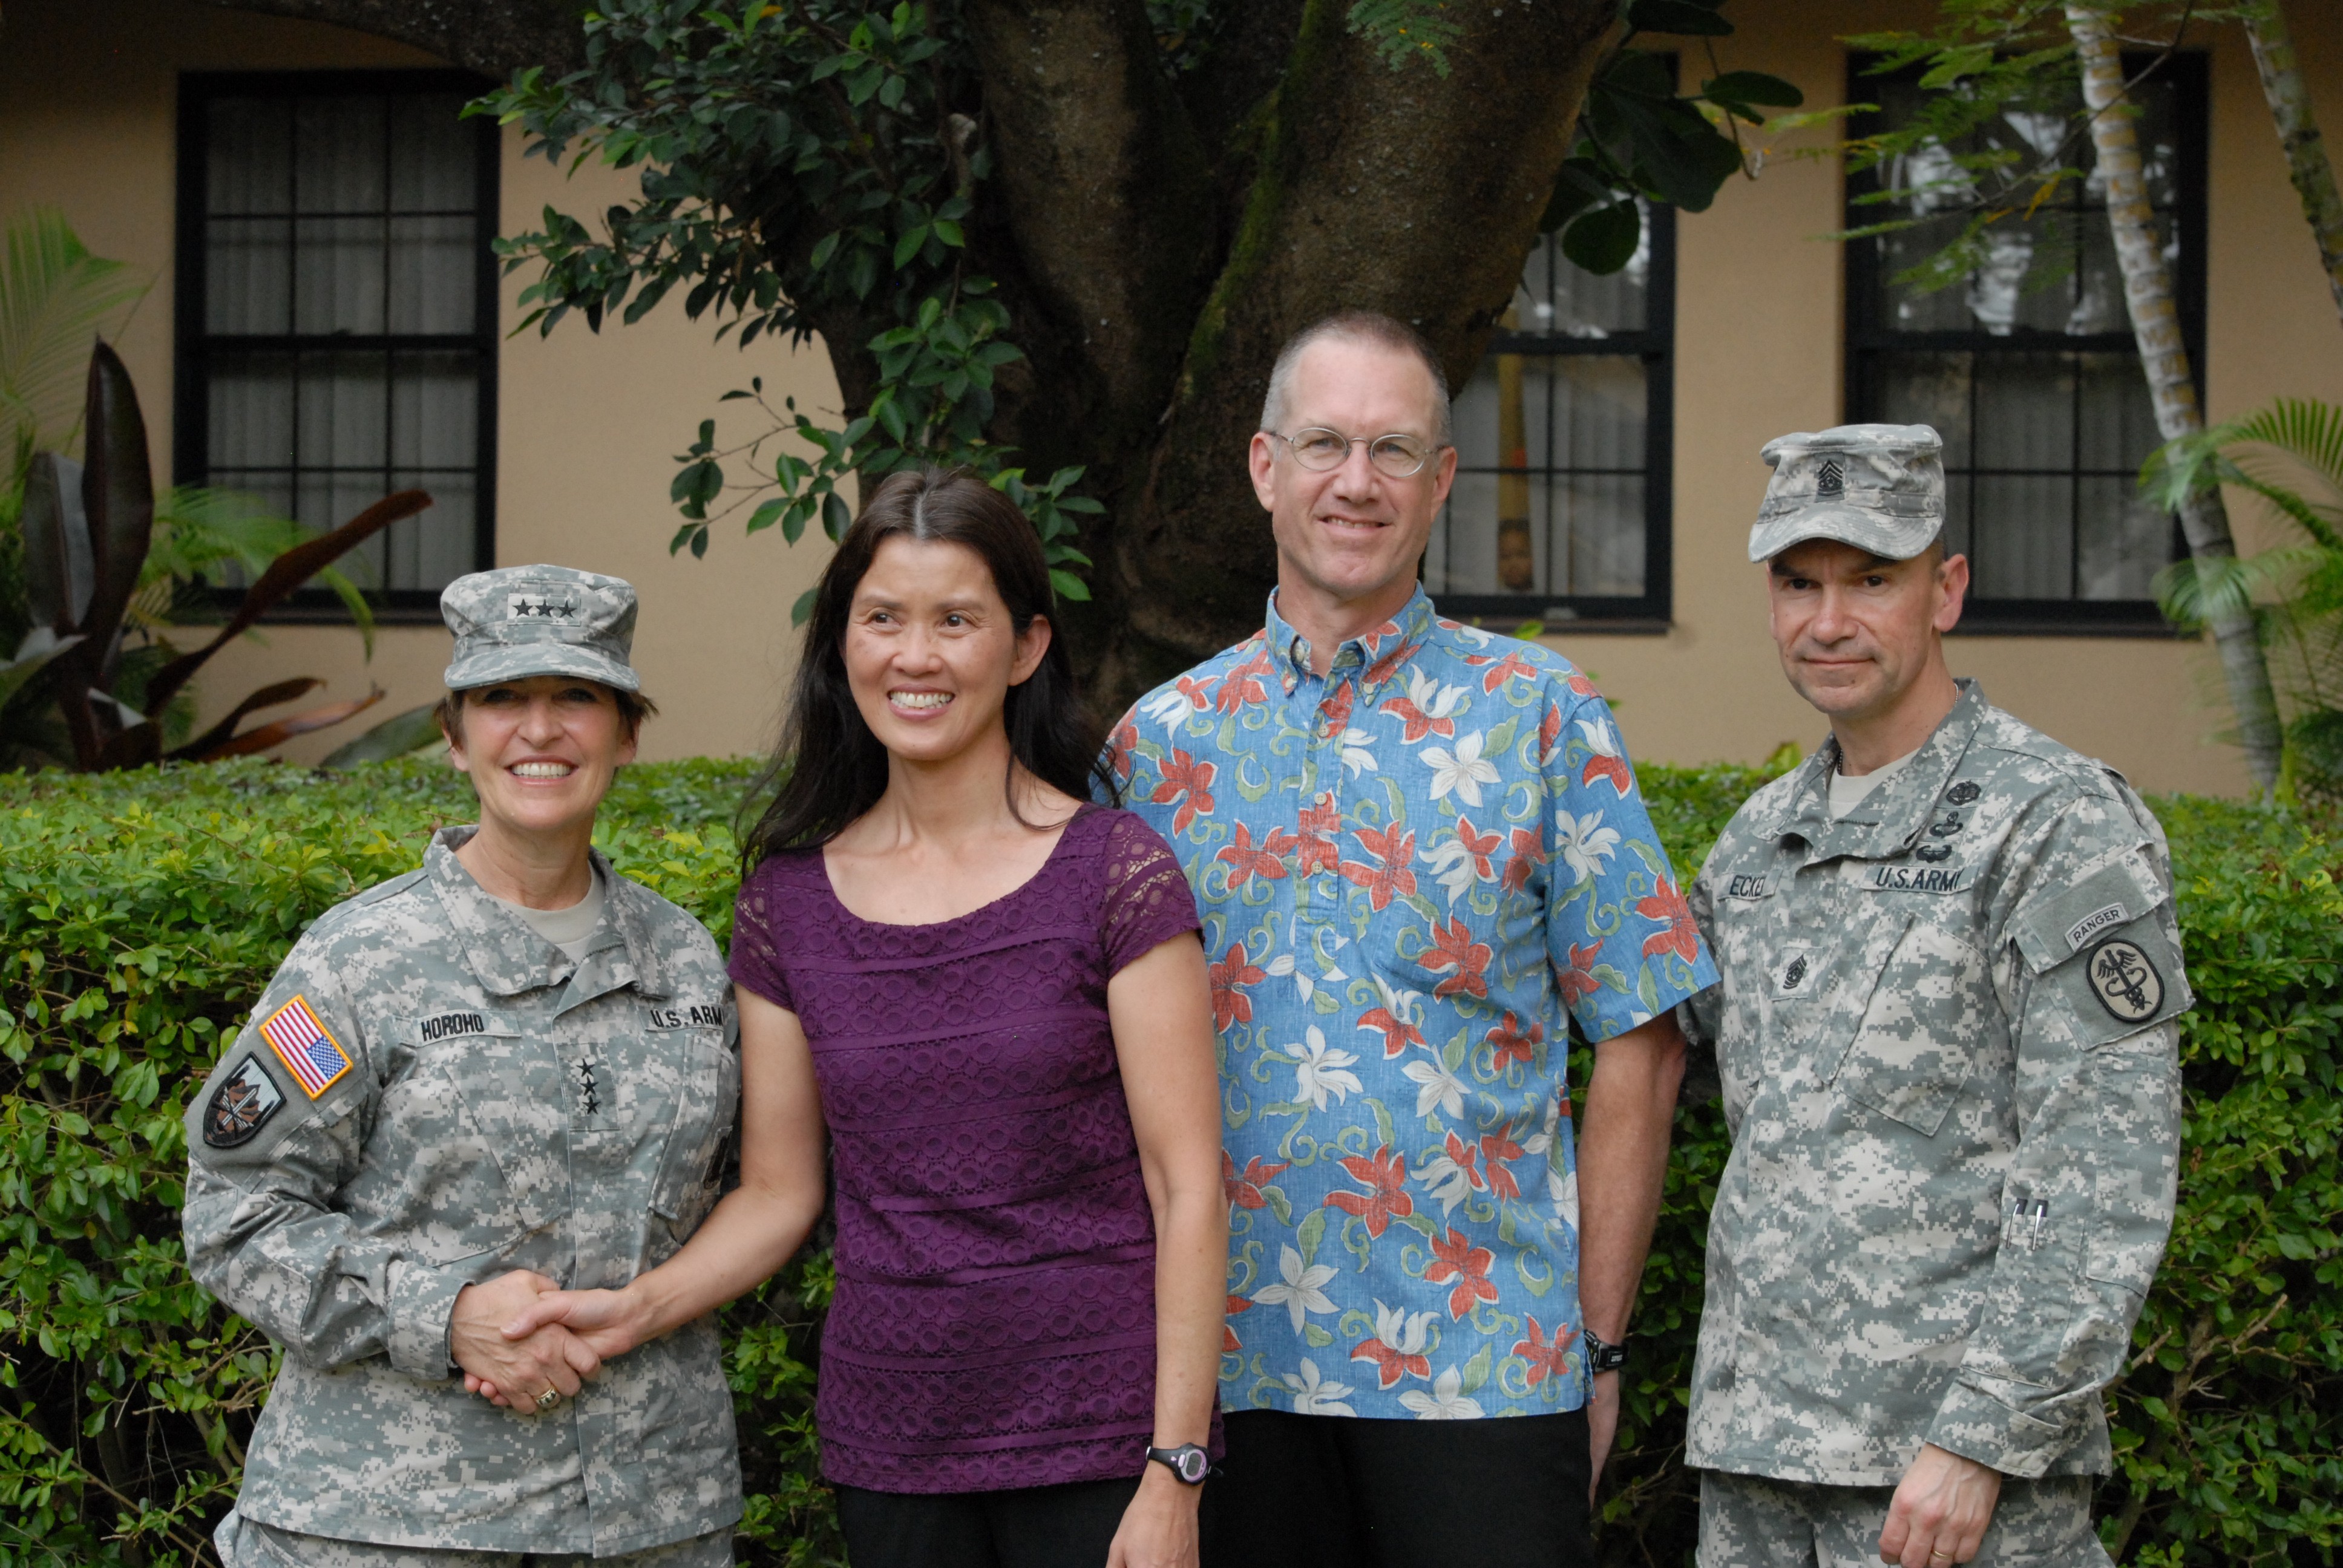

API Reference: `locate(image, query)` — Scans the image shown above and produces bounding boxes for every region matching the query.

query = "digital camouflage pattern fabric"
[1109,589,1717,1421]
[441,564,643,693]
[1696,1469,2111,1567]
[215,1514,736,1568]
[183,828,741,1557]
[1683,681,2186,1487]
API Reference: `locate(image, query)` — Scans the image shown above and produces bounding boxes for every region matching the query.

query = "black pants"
[1199,1408,1593,1568]
[835,1476,1141,1568]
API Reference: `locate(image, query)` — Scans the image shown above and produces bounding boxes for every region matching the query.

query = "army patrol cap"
[441,564,642,693]
[1749,423,1946,563]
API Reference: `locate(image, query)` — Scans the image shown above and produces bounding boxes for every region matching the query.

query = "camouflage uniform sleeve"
[1677,843,1725,1105]
[181,941,456,1380]
[1924,794,2187,1477]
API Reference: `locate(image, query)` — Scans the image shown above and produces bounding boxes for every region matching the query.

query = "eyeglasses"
[1270,427,1444,479]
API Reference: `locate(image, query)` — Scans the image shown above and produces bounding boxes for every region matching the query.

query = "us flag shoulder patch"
[258,995,353,1099]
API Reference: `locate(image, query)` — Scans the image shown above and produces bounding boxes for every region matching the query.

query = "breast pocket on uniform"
[647,1013,741,1243]
[1826,913,1990,1138]
[384,1013,568,1253]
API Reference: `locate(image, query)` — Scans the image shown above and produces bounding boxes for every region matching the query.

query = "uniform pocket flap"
[2010,851,2165,975]
[1832,913,1985,1139]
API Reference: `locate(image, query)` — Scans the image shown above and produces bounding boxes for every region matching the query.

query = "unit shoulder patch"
[203,1054,286,1149]
[2085,938,2164,1024]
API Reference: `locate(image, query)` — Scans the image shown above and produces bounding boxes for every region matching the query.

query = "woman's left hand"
[1104,1466,1201,1568]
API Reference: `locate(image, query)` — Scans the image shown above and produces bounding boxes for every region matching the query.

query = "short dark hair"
[436,683,657,748]
[1260,310,1453,447]
[739,467,1113,867]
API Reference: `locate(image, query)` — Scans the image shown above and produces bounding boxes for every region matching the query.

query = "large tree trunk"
[2240,0,2343,329]
[2069,7,2284,794]
[202,0,1620,717]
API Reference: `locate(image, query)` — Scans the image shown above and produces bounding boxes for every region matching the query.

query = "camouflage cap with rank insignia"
[441,564,642,693]
[1748,422,1946,563]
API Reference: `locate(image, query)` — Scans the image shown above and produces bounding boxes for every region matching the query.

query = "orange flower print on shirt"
[1513,1315,1579,1387]
[1502,826,1547,894]
[1296,792,1343,878]
[1323,1144,1414,1238]
[1479,1127,1527,1201]
[1423,916,1493,999]
[1485,1012,1542,1072]
[1427,1227,1499,1319]
[1224,1151,1290,1212]
[1216,645,1274,713]
[1339,823,1418,910]
[1152,748,1217,835]
[1557,940,1607,1008]
[1636,877,1703,965]
[1225,1293,1253,1352]
[1208,939,1268,1031]
[1358,1001,1427,1059]
[1473,648,1539,693]
[1217,823,1297,889]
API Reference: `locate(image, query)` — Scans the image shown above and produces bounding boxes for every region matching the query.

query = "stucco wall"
[5,0,2340,789]
[0,0,840,765]
[1558,0,2343,796]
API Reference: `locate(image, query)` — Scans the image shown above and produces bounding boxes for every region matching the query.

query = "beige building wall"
[0,0,839,765]
[7,0,2341,791]
[1561,0,2343,797]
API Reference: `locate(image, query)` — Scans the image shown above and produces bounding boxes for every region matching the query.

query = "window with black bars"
[1425,200,1676,629]
[174,71,499,616]
[1845,54,2205,633]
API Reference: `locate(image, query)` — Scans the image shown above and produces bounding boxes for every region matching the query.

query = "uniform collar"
[426,826,672,999]
[1771,678,1991,859]
[1262,586,1438,700]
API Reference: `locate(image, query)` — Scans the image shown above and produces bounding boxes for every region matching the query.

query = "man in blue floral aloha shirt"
[1109,312,1718,1566]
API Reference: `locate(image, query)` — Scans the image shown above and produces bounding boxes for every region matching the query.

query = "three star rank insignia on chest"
[257,994,353,1098]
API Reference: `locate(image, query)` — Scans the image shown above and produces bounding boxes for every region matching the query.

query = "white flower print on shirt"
[1339,728,1380,777]
[1401,1052,1467,1120]
[1291,1027,1363,1111]
[1281,1358,1358,1416]
[1555,808,1622,885]
[1421,730,1501,807]
[1254,1245,1339,1331]
[1397,1365,1485,1419]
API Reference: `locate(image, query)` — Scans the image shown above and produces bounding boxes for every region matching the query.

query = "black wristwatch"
[1145,1443,1211,1485]
[1582,1328,1629,1374]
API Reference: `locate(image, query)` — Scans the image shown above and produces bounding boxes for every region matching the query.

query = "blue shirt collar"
[1262,586,1439,699]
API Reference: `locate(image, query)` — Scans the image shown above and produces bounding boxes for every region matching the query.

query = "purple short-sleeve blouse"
[728,806,1203,1494]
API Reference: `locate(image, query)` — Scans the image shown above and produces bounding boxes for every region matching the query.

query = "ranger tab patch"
[2064,903,2130,953]
[258,995,353,1099]
[203,1054,285,1149]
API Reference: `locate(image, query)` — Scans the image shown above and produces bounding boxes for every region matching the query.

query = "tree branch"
[194,0,588,77]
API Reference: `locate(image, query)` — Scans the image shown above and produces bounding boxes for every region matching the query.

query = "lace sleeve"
[724,861,796,1012]
[1099,811,1201,976]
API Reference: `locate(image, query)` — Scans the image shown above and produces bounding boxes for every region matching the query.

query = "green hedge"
[0,759,2336,1566]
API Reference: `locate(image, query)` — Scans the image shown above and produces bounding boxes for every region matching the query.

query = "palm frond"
[0,208,148,468]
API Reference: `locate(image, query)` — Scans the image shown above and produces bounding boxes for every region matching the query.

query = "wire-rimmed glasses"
[1269,426,1444,478]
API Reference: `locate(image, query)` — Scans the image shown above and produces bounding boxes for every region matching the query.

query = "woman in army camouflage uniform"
[183,565,744,1568]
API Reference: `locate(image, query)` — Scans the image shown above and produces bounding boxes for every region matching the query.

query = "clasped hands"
[450,1270,640,1411]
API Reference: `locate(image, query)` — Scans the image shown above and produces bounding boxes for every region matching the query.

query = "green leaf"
[1049,568,1091,602]
[822,491,853,541]
[1562,201,1643,275]
[1700,71,1803,109]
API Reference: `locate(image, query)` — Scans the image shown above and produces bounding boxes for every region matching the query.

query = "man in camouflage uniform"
[1683,426,2186,1568]
[183,566,742,1566]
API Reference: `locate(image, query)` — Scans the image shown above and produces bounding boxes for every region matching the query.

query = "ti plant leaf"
[320,700,448,769]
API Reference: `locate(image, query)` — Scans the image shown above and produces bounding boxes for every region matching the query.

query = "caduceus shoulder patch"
[203,1054,286,1149]
[2085,938,2164,1024]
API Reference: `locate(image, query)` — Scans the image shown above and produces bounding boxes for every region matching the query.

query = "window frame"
[173,68,502,623]
[1426,200,1677,633]
[1843,51,2207,637]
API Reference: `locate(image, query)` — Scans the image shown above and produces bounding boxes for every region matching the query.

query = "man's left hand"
[1878,1444,2002,1567]
[1587,1367,1619,1506]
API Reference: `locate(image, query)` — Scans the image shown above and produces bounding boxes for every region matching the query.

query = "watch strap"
[1582,1328,1629,1373]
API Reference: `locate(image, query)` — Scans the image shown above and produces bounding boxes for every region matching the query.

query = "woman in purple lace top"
[502,471,1226,1568]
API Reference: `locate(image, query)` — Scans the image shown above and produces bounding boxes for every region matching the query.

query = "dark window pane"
[1504,210,1649,339]
[1878,352,1972,466]
[1971,474,2076,598]
[1973,354,2075,471]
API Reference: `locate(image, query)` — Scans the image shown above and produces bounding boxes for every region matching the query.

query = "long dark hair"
[740,467,1116,867]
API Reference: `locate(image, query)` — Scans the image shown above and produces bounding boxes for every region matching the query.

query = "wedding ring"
[536,1387,561,1413]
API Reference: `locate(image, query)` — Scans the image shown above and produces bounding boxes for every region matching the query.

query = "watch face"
[1176,1448,1208,1483]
